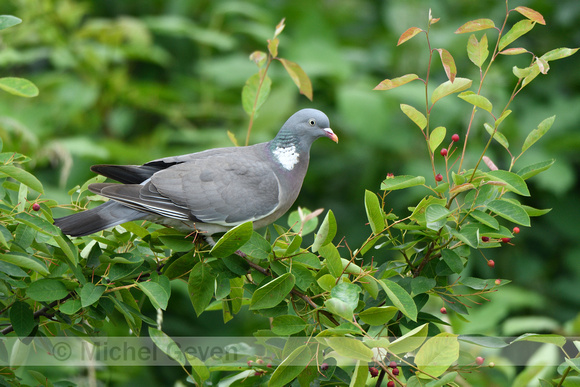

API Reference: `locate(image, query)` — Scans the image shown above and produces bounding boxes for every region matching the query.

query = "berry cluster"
[434,133,460,183]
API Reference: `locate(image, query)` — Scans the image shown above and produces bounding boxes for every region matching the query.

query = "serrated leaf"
[241,72,271,116]
[374,73,419,90]
[80,283,106,307]
[458,91,492,113]
[312,210,337,252]
[138,281,169,310]
[455,18,496,34]
[268,344,310,387]
[381,175,425,190]
[210,221,253,258]
[278,58,313,101]
[249,272,295,310]
[429,126,446,152]
[541,47,579,62]
[388,323,429,354]
[484,123,509,150]
[0,15,22,31]
[379,279,417,321]
[398,27,423,45]
[431,78,472,104]
[499,19,535,51]
[415,332,459,378]
[0,165,44,193]
[364,190,384,235]
[26,279,68,302]
[522,115,556,153]
[487,199,530,226]
[149,327,186,366]
[358,306,398,326]
[188,262,216,316]
[467,34,489,68]
[515,6,546,25]
[517,159,555,180]
[400,104,427,130]
[272,315,308,335]
[10,301,35,337]
[0,77,39,98]
[485,170,530,196]
[436,48,456,83]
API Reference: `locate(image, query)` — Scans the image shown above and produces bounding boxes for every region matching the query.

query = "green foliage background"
[0,0,579,384]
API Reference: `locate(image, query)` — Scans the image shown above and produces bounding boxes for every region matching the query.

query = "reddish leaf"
[537,57,549,74]
[436,48,456,83]
[278,58,313,101]
[499,48,529,56]
[499,20,535,51]
[249,51,267,67]
[467,34,489,68]
[398,27,423,46]
[483,156,498,171]
[374,74,419,90]
[455,19,496,34]
[515,6,546,25]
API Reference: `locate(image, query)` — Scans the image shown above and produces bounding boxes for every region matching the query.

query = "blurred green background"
[0,0,579,384]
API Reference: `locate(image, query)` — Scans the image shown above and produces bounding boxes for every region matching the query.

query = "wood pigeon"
[54,109,337,242]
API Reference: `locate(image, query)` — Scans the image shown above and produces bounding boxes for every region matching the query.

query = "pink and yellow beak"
[323,128,339,143]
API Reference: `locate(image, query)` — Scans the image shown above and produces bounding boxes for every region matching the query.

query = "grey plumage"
[54,109,337,240]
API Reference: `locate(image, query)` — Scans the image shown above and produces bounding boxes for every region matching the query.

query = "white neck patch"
[273,145,299,170]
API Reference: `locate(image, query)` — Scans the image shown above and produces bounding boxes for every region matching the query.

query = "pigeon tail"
[54,201,146,237]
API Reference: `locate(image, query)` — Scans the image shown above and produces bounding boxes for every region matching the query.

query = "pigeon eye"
[308,119,316,127]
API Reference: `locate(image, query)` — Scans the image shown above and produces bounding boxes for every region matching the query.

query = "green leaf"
[331,282,361,311]
[462,277,508,290]
[415,332,459,378]
[60,298,82,315]
[458,335,508,348]
[484,123,509,150]
[272,315,308,335]
[426,372,458,387]
[26,279,68,302]
[0,253,49,276]
[188,262,216,316]
[0,77,39,98]
[350,360,369,387]
[522,205,551,217]
[358,306,398,325]
[512,333,566,348]
[54,234,79,268]
[487,199,530,226]
[411,276,436,295]
[0,15,22,30]
[400,104,427,130]
[0,165,44,193]
[388,323,429,355]
[522,116,556,153]
[158,235,195,252]
[10,301,35,337]
[319,243,343,279]
[312,210,337,252]
[458,91,492,113]
[499,20,535,51]
[541,47,579,62]
[210,221,253,258]
[381,175,425,190]
[517,159,555,180]
[485,170,530,196]
[379,279,417,321]
[80,283,106,307]
[239,231,271,260]
[455,18,495,34]
[185,353,210,386]
[148,327,186,366]
[429,126,446,152]
[268,344,310,387]
[425,204,450,231]
[325,298,354,321]
[324,337,373,361]
[278,58,313,101]
[469,210,499,229]
[249,272,295,310]
[467,34,489,68]
[14,213,60,237]
[374,74,419,90]
[138,281,170,310]
[431,78,472,104]
[242,72,271,116]
[364,190,384,235]
[441,249,465,274]
[288,208,319,235]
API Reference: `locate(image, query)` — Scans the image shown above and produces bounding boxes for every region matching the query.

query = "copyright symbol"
[52,342,71,361]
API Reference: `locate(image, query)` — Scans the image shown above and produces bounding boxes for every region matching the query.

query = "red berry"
[392,367,400,376]
[320,362,329,371]
[495,279,501,285]
[476,356,484,366]
[32,203,41,211]
[389,361,397,368]
[387,382,395,387]
[440,148,448,156]
[513,227,520,234]
[487,260,495,268]
[481,236,489,242]
[452,134,460,142]
[254,371,262,376]
[435,173,443,182]
[369,367,379,378]
[440,307,447,314]
[247,360,253,366]
[502,237,511,243]
[267,363,272,368]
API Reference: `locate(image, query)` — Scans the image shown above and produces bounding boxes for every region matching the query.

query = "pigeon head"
[272,108,338,151]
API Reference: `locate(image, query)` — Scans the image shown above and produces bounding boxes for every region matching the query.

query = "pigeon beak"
[323,128,339,143]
